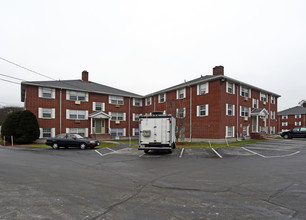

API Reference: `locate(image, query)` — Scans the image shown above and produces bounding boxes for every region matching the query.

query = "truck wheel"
[168,150,173,154]
[172,143,176,149]
[144,150,149,154]
[283,134,289,139]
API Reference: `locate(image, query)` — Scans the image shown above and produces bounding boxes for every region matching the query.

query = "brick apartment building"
[21,66,280,141]
[278,101,306,132]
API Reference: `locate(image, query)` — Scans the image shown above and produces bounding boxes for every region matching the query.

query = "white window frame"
[67,128,88,137]
[252,98,259,109]
[110,128,126,137]
[109,96,124,105]
[133,98,142,107]
[282,122,288,126]
[196,104,209,117]
[226,82,235,94]
[38,108,55,119]
[271,96,276,104]
[295,121,302,126]
[109,112,126,121]
[145,97,152,106]
[240,86,251,98]
[39,87,55,99]
[282,115,288,119]
[226,104,235,116]
[295,114,302,119]
[260,92,268,102]
[243,126,250,137]
[176,88,186,99]
[133,113,140,122]
[176,108,186,118]
[66,109,88,120]
[197,82,209,95]
[66,90,88,101]
[39,128,55,138]
[225,126,235,138]
[240,106,251,117]
[92,102,105,111]
[132,128,139,136]
[270,111,275,120]
[158,93,166,103]
[270,126,275,135]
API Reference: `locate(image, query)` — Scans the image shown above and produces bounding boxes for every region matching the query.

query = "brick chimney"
[82,70,88,82]
[213,66,224,76]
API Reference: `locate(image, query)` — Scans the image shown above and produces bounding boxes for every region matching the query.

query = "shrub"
[1,110,40,144]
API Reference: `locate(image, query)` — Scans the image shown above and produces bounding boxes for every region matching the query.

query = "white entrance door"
[95,119,105,134]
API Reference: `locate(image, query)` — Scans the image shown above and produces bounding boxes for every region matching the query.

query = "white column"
[90,118,93,134]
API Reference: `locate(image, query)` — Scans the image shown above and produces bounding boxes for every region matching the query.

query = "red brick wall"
[278,114,306,131]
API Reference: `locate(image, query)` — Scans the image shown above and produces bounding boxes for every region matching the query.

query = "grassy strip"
[176,139,267,149]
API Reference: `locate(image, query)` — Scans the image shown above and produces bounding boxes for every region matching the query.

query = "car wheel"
[80,143,87,150]
[144,150,149,154]
[52,143,59,150]
[283,134,289,139]
[168,149,173,154]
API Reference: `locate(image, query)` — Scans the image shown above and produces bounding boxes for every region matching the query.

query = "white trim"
[38,87,43,98]
[85,128,88,137]
[123,128,126,137]
[123,113,126,121]
[93,102,96,111]
[66,109,70,119]
[66,128,69,133]
[66,90,70,100]
[85,110,88,120]
[39,128,43,138]
[52,108,55,119]
[38,108,42,118]
[196,106,200,117]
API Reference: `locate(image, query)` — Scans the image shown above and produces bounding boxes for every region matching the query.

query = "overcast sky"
[1,0,305,111]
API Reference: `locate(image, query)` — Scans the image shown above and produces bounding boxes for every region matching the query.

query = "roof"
[21,79,142,101]
[278,106,306,116]
[251,108,269,116]
[144,74,281,98]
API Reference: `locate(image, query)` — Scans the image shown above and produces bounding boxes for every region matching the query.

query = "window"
[282,115,288,119]
[240,86,250,98]
[270,111,275,120]
[226,104,235,116]
[226,82,235,94]
[39,87,55,99]
[40,128,55,138]
[68,128,86,137]
[159,93,166,103]
[176,108,186,118]
[226,126,235,138]
[110,112,125,121]
[243,126,249,137]
[271,96,276,104]
[93,102,105,111]
[145,97,152,106]
[110,128,125,137]
[295,114,302,119]
[133,98,142,107]
[197,104,209,117]
[109,96,124,105]
[197,82,209,95]
[282,122,288,126]
[260,126,266,132]
[240,106,250,117]
[39,108,55,119]
[252,99,259,108]
[260,92,267,102]
[176,88,186,99]
[69,91,86,101]
[270,126,275,135]
[133,113,140,121]
[67,110,87,120]
[133,128,139,136]
[295,121,302,126]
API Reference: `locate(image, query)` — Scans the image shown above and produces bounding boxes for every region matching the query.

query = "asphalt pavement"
[0,139,306,220]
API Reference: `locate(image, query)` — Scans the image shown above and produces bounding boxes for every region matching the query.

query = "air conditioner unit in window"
[244,117,248,121]
[115,104,120,108]
[244,97,248,101]
[263,101,266,105]
[75,101,81,105]
[115,120,120,124]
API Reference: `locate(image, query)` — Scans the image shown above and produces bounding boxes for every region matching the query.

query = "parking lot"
[1,139,306,220]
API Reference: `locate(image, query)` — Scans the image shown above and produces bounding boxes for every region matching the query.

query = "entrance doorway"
[94,119,105,134]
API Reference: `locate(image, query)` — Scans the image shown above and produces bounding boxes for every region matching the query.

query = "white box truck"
[138,112,176,154]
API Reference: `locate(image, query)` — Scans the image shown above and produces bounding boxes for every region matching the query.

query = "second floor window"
[260,92,267,102]
[159,93,166,103]
[68,110,87,120]
[145,97,152,106]
[197,82,209,95]
[177,88,186,99]
[176,108,186,118]
[69,91,86,101]
[110,112,125,121]
[282,115,288,119]
[240,106,250,117]
[240,86,250,98]
[295,114,302,119]
[226,104,235,116]
[109,96,124,105]
[226,82,235,94]
[133,98,142,107]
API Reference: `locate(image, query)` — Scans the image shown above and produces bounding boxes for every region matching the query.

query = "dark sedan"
[281,127,306,139]
[46,133,100,150]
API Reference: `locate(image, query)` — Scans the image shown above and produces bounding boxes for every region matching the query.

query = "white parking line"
[210,147,223,159]
[95,150,104,157]
[179,148,185,158]
[139,153,145,158]
[242,147,301,158]
[106,147,115,152]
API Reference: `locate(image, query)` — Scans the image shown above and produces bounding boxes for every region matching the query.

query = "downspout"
[268,95,271,134]
[60,88,62,134]
[236,84,239,140]
[189,85,192,142]
[128,97,131,137]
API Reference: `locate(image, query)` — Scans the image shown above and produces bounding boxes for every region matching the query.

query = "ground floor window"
[110,128,126,137]
[242,126,249,137]
[226,126,235,138]
[40,128,55,138]
[133,128,139,136]
[270,126,275,134]
[260,126,266,133]
[67,128,87,137]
